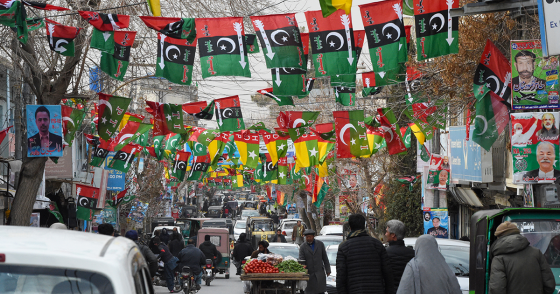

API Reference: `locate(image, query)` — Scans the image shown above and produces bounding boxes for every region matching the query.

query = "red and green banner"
[257,88,294,106]
[97,93,131,140]
[361,72,382,97]
[270,67,312,98]
[78,11,130,31]
[196,17,251,78]
[312,175,328,207]
[100,31,136,81]
[187,154,210,181]
[377,108,407,155]
[110,121,152,152]
[146,101,187,136]
[473,90,510,151]
[76,184,100,221]
[250,13,305,69]
[334,110,369,158]
[171,150,191,181]
[214,96,245,132]
[109,143,143,173]
[156,33,197,86]
[301,32,309,65]
[61,106,85,146]
[23,1,69,11]
[45,18,81,56]
[334,86,357,106]
[413,0,458,61]
[139,16,196,42]
[353,30,365,62]
[305,9,357,87]
[473,39,512,101]
[277,111,320,129]
[86,135,110,167]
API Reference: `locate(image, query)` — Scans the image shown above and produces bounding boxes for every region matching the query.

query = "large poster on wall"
[27,105,63,157]
[511,40,559,110]
[427,154,450,190]
[511,112,560,184]
[423,208,449,238]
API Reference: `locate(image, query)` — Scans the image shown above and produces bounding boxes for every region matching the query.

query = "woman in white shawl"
[397,235,462,294]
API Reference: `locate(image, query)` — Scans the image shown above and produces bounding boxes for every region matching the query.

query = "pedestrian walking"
[125,230,158,277]
[299,229,330,294]
[336,214,394,294]
[292,220,304,245]
[154,237,179,293]
[488,221,555,294]
[272,229,287,243]
[168,231,185,257]
[397,235,461,294]
[232,233,253,275]
[385,220,415,290]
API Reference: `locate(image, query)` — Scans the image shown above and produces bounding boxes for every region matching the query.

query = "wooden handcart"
[240,272,309,294]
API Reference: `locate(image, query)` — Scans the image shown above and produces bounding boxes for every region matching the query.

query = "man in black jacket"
[126,230,158,278]
[232,233,253,275]
[336,214,394,294]
[199,235,221,268]
[272,229,287,243]
[385,219,415,290]
[155,237,179,292]
[177,239,206,290]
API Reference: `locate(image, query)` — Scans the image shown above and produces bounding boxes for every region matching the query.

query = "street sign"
[538,0,560,56]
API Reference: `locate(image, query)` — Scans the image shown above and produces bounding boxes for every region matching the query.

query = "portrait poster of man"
[511,40,559,110]
[427,154,450,191]
[27,105,63,157]
[423,208,449,239]
[344,173,359,190]
[511,112,560,184]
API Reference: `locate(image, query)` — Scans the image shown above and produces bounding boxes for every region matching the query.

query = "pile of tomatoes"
[243,259,280,274]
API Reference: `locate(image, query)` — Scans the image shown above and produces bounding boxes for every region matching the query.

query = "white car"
[151,225,182,237]
[267,242,300,259]
[234,220,247,240]
[319,225,343,236]
[278,219,306,242]
[0,226,154,294]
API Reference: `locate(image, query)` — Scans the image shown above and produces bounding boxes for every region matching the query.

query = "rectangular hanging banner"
[27,105,63,157]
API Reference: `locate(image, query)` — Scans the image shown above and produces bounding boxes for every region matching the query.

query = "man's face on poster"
[348,175,357,188]
[514,123,523,135]
[439,170,448,185]
[515,55,536,79]
[341,206,348,214]
[36,111,50,135]
[543,114,555,130]
[433,218,441,228]
[431,159,436,166]
[424,212,431,221]
[537,142,555,173]
[443,156,449,165]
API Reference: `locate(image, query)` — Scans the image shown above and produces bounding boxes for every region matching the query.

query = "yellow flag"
[410,123,426,145]
[147,0,161,16]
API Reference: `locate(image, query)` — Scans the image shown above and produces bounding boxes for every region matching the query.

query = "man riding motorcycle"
[177,238,206,290]
[199,235,222,270]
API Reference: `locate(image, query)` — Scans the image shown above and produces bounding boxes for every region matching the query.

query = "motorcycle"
[202,258,215,286]
[153,260,166,287]
[179,266,198,294]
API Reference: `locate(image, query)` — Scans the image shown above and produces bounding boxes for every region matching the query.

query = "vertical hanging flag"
[400,126,412,148]
[260,130,290,165]
[233,130,260,169]
[61,106,85,146]
[353,30,365,62]
[312,175,328,207]
[156,33,197,85]
[318,0,352,18]
[139,16,196,41]
[360,0,407,84]
[473,39,512,101]
[86,135,110,167]
[196,17,250,78]
[45,18,81,56]
[277,157,288,185]
[293,131,320,169]
[301,32,309,65]
[334,86,357,106]
[146,0,161,17]
[208,132,231,166]
[97,93,131,140]
[472,91,510,151]
[100,31,137,81]
[334,110,369,158]
[378,108,407,155]
[245,34,260,53]
[170,150,191,181]
[0,1,29,44]
[109,143,143,173]
[277,190,287,206]
[257,88,294,106]
[361,72,382,97]
[414,0,458,61]
[250,13,305,69]
[305,9,357,87]
[403,0,414,15]
[277,111,320,129]
[76,184,100,221]
[366,127,386,156]
[214,96,245,132]
[187,154,211,181]
[270,67,311,98]
[146,101,186,136]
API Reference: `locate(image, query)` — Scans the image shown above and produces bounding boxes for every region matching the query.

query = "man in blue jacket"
[177,239,206,290]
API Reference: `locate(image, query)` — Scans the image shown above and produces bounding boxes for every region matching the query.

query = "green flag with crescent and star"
[333,110,369,158]
[97,93,131,140]
[413,0,459,61]
[156,33,197,86]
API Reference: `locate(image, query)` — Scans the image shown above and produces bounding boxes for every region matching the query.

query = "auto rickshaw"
[469,208,560,294]
[175,218,211,246]
[197,228,231,279]
[246,216,276,249]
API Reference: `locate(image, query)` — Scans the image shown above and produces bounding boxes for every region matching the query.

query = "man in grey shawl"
[397,235,462,294]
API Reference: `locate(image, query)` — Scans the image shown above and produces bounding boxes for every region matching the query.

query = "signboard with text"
[538,0,560,57]
[449,126,493,182]
[104,152,125,191]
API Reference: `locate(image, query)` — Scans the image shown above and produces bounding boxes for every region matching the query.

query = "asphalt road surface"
[154,264,245,294]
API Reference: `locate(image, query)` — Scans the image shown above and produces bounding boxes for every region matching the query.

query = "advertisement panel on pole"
[104,151,126,191]
[510,40,559,110]
[423,208,449,238]
[27,105,63,157]
[427,154,450,191]
[537,0,560,57]
[511,112,560,184]
[449,125,493,182]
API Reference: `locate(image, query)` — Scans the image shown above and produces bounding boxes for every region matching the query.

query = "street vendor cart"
[240,272,309,294]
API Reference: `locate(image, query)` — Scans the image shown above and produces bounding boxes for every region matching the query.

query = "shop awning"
[450,187,483,207]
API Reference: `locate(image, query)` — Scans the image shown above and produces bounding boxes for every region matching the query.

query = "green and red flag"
[146,101,187,136]
[472,90,509,151]
[250,13,305,69]
[257,88,294,106]
[86,134,110,167]
[111,121,152,152]
[420,144,431,161]
[214,96,245,132]
[301,32,309,65]
[360,0,407,82]
[313,122,336,141]
[277,111,320,129]
[190,128,220,147]
[276,190,287,206]
[413,0,458,61]
[260,130,290,165]
[293,131,320,169]
[0,1,29,44]
[334,110,369,158]
[100,31,136,81]
[270,67,314,98]
[78,11,130,31]
[110,189,128,207]
[139,16,196,42]
[405,25,412,49]
[396,175,417,191]
[196,17,250,78]
[403,106,435,141]
[305,9,357,87]
[277,157,288,185]
[400,125,412,148]
[377,108,407,155]
[187,154,211,181]
[163,133,182,157]
[151,135,165,160]
[353,30,365,62]
[76,184,100,221]
[109,143,142,173]
[334,86,357,106]
[48,202,64,224]
[170,150,191,181]
[156,33,197,86]
[245,34,260,53]
[61,106,85,146]
[301,167,314,192]
[472,39,511,101]
[45,18,81,56]
[97,93,131,140]
[403,0,414,15]
[318,0,352,18]
[183,101,211,118]
[361,72,382,97]
[233,130,260,169]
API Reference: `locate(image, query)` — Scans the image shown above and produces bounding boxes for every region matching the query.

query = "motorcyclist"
[199,235,222,270]
[125,230,158,277]
[177,238,206,290]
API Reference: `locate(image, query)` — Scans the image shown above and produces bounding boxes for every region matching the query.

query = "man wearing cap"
[125,230,158,277]
[299,229,330,294]
[488,221,555,294]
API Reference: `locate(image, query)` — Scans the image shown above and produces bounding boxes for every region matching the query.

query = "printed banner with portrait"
[427,154,450,191]
[423,208,449,239]
[27,105,63,157]
[511,40,560,110]
[511,112,560,184]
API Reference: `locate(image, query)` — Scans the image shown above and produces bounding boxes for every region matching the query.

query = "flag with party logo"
[361,72,382,97]
[139,16,196,41]
[170,150,191,181]
[208,132,230,166]
[187,154,211,181]
[76,184,100,221]
[146,101,187,136]
[257,88,294,106]
[100,30,136,81]
[233,130,260,169]
[413,0,459,61]
[277,111,320,129]
[378,108,407,155]
[293,131,320,169]
[61,106,85,146]
[473,39,512,101]
[334,86,357,106]
[277,157,289,185]
[245,34,260,53]
[214,96,245,132]
[111,121,152,152]
[334,110,368,158]
[156,33,197,85]
[260,130,290,165]
[472,90,510,151]
[45,18,81,57]
[97,93,131,140]
[109,143,142,173]
[270,67,314,98]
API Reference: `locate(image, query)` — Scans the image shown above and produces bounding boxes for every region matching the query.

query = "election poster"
[511,40,560,109]
[427,154,450,191]
[423,208,449,239]
[27,105,63,157]
[511,112,560,184]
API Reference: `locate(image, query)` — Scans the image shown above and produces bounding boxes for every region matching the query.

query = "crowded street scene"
[1,0,560,293]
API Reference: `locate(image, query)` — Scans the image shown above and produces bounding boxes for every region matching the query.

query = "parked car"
[267,243,300,259]
[315,235,343,248]
[278,219,307,241]
[319,225,343,236]
[0,226,154,294]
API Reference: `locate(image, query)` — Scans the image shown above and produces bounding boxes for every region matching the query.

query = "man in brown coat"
[292,220,304,245]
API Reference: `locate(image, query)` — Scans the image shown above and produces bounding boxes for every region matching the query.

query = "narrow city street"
[154,264,245,294]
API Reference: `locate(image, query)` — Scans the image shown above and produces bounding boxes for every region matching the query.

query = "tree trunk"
[8,157,47,225]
